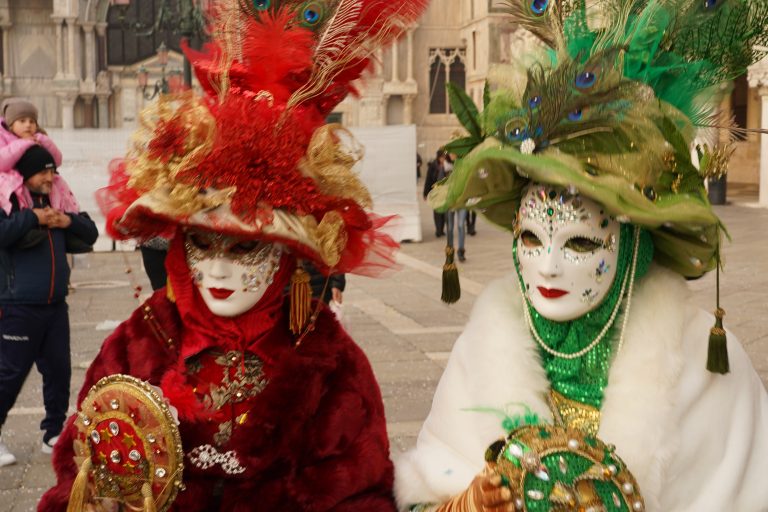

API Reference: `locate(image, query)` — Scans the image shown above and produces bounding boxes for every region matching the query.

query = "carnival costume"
[396,0,768,510]
[39,0,427,510]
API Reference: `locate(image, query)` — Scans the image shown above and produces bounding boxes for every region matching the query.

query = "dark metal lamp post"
[137,43,180,100]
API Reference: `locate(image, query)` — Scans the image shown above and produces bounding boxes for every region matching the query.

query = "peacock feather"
[435,0,768,280]
[499,0,768,130]
[204,0,427,109]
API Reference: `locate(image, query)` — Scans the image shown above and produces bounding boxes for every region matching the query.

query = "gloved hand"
[435,466,514,512]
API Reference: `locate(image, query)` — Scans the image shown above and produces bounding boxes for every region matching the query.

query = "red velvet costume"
[40,237,395,511]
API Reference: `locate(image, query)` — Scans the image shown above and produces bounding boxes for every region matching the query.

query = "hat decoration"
[429,0,768,371]
[98,1,427,281]
[67,375,184,512]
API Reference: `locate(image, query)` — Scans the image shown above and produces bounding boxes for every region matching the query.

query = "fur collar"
[395,265,689,509]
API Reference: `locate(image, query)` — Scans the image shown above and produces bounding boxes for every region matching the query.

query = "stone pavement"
[1,163,767,510]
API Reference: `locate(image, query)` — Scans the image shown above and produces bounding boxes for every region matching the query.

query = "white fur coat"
[395,266,768,511]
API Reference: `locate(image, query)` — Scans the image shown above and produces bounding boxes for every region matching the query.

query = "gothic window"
[429,48,467,115]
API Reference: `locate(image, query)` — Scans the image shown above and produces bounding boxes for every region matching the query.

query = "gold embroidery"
[186,350,268,446]
[548,389,601,437]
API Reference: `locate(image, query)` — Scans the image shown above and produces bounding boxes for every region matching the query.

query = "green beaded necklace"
[513,225,654,409]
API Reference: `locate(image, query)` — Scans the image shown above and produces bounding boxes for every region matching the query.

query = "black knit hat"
[16,145,56,181]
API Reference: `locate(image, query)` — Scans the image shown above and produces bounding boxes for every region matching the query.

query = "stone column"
[65,17,77,79]
[52,17,64,80]
[391,42,399,82]
[0,22,10,93]
[748,58,768,207]
[97,95,110,128]
[406,27,415,83]
[404,94,414,124]
[82,22,96,85]
[760,87,768,206]
[374,49,384,77]
[95,23,108,71]
[59,94,76,129]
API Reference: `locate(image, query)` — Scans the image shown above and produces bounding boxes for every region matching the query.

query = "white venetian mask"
[184,229,283,317]
[515,184,621,322]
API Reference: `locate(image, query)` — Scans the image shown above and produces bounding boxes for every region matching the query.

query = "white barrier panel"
[351,125,422,243]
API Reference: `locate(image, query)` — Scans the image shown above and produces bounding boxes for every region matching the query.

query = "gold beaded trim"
[548,389,601,437]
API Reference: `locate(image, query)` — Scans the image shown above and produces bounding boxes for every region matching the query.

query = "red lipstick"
[537,287,569,299]
[208,288,235,300]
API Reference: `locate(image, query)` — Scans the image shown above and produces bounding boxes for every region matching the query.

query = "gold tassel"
[66,457,92,512]
[290,266,312,334]
[142,482,157,512]
[166,278,176,303]
[441,246,461,304]
[706,249,729,374]
[707,308,729,374]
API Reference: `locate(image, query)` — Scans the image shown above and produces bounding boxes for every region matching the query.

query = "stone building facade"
[0,0,763,194]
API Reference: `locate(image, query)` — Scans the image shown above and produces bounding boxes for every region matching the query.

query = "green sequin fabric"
[513,225,654,409]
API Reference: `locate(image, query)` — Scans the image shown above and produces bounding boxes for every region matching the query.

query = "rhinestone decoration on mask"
[517,185,616,256]
[184,231,283,292]
[519,186,590,238]
[517,186,617,262]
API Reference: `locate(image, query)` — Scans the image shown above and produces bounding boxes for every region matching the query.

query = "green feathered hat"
[430,0,768,279]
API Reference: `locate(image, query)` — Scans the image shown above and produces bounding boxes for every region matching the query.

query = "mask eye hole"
[564,236,602,253]
[520,230,543,248]
[228,240,261,255]
[189,233,214,251]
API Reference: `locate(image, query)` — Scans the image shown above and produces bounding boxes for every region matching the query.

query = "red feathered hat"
[98,0,428,276]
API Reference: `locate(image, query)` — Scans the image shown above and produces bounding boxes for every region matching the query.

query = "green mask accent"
[513,225,654,409]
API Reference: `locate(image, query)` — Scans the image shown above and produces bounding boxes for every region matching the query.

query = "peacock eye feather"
[703,0,719,9]
[505,123,527,142]
[575,71,597,89]
[530,0,549,16]
[300,1,326,28]
[528,95,542,110]
[253,0,271,10]
[568,109,583,121]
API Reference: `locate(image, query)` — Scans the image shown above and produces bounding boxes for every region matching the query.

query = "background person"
[0,145,98,467]
[423,150,447,237]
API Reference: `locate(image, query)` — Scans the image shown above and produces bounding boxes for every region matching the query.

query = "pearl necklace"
[518,227,641,360]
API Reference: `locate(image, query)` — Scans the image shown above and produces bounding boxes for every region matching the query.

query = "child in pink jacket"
[0,98,78,215]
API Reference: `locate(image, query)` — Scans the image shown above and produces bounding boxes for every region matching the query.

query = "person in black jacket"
[423,149,448,237]
[0,146,98,467]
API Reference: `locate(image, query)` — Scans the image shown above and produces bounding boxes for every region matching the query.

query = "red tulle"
[94,159,140,240]
[336,214,400,277]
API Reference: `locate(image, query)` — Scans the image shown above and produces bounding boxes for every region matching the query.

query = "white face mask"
[515,184,621,322]
[184,230,283,318]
